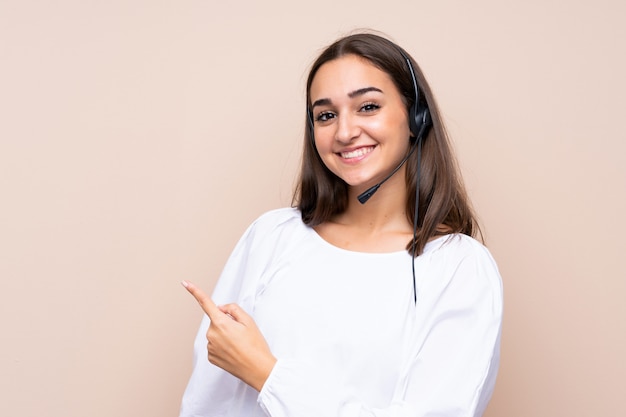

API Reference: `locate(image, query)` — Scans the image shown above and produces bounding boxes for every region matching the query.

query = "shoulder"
[216,208,307,296]
[248,207,303,235]
[252,207,302,228]
[240,207,307,248]
[426,234,497,267]
[419,234,502,299]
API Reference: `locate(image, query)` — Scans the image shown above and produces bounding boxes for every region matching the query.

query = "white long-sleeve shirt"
[180,207,503,417]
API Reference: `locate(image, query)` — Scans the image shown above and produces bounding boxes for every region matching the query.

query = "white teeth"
[341,146,374,159]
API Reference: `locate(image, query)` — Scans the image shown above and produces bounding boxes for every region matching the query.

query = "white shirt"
[180,207,503,417]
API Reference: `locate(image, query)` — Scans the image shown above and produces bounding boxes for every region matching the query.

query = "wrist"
[249,355,277,392]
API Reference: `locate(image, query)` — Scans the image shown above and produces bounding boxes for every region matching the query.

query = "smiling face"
[309,54,412,196]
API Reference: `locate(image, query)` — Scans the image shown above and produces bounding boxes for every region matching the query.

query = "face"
[309,54,412,194]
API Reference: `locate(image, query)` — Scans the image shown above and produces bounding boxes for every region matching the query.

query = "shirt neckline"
[307,225,453,257]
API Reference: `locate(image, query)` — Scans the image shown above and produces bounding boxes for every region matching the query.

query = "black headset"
[401,53,432,304]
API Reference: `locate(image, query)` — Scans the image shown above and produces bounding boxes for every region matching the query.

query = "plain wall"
[1,1,624,416]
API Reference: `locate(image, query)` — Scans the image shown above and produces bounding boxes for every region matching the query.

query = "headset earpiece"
[403,54,432,140]
[410,105,432,139]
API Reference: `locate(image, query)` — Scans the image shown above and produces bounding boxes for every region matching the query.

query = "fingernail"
[181,280,189,288]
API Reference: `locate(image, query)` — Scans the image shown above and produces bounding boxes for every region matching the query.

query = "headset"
[400,51,433,304]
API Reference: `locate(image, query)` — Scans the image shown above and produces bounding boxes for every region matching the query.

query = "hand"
[181,281,277,391]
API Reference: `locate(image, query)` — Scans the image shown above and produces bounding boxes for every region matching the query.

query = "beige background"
[1,1,624,416]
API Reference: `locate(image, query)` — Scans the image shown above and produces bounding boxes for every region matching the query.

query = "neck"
[341,167,410,232]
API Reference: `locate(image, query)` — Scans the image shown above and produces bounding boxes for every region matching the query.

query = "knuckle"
[211,316,227,326]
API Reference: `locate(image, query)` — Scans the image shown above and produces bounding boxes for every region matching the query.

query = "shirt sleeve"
[257,236,503,417]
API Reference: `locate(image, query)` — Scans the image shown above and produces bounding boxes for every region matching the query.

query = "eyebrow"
[311,86,383,110]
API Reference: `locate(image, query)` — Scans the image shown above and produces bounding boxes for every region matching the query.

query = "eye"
[315,111,336,123]
[360,102,380,112]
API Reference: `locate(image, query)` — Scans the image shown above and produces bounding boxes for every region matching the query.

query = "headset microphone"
[357,136,418,204]
[356,106,431,204]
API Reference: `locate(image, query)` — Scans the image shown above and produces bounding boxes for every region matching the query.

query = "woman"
[180,32,503,417]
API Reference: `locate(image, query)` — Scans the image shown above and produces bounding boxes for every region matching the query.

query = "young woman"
[180,32,503,417]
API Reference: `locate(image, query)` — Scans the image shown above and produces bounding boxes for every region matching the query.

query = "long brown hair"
[293,32,480,256]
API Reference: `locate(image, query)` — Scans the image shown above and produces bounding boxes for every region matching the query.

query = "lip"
[335,145,376,163]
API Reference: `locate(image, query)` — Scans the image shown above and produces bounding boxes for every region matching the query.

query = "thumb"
[219,303,253,326]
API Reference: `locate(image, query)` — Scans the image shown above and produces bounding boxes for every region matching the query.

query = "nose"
[334,113,360,144]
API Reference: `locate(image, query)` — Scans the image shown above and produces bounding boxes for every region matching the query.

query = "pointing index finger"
[181,280,221,320]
